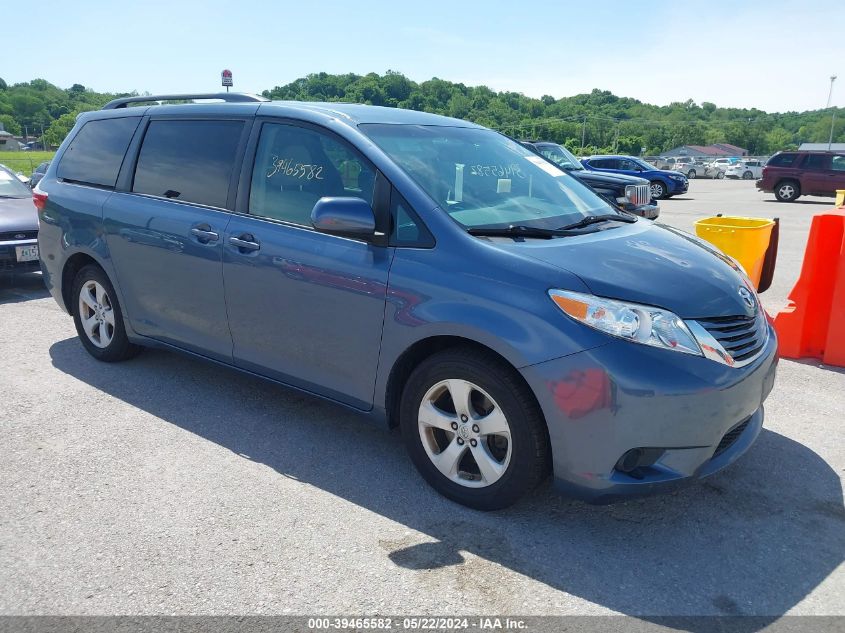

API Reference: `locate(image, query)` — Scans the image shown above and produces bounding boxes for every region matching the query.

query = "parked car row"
[519,141,659,218]
[579,155,688,199]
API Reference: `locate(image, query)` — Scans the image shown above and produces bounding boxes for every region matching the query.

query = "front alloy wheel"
[400,348,550,510]
[418,379,512,488]
[650,181,667,199]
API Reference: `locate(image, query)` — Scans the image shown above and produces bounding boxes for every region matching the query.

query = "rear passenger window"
[767,153,797,167]
[832,155,845,171]
[249,123,375,226]
[57,117,140,188]
[801,154,831,170]
[132,120,244,209]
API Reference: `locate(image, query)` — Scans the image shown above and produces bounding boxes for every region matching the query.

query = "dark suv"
[519,141,658,219]
[757,150,845,202]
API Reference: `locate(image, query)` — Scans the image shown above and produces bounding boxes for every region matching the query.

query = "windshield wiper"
[467,214,636,240]
[557,213,636,230]
[467,225,577,239]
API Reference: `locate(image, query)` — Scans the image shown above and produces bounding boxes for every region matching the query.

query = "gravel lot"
[1,179,843,621]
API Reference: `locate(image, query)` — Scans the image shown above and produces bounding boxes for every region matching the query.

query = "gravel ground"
[0,179,843,622]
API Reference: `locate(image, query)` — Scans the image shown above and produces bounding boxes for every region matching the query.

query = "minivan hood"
[492,220,753,318]
[0,197,38,233]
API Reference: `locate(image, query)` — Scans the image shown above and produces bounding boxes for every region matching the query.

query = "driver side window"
[249,123,375,226]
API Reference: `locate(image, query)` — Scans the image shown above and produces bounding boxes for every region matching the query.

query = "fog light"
[615,448,664,474]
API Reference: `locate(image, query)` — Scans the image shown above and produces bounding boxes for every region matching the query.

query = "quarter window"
[830,155,845,171]
[766,153,797,167]
[132,119,244,209]
[57,117,140,188]
[249,123,375,226]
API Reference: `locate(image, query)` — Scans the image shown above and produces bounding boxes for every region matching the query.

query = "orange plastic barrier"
[773,207,845,366]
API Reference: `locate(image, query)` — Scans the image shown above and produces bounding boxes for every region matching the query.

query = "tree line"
[1,72,842,155]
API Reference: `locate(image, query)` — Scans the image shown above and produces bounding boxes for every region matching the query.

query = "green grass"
[0,151,56,177]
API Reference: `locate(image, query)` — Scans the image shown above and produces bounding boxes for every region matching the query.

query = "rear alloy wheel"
[400,348,550,510]
[742,171,754,180]
[650,181,667,199]
[72,265,141,362]
[774,180,800,202]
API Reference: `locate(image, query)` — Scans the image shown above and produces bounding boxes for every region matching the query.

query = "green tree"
[43,112,80,146]
[0,114,21,135]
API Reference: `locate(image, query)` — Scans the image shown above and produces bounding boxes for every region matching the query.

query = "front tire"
[774,180,800,202]
[399,348,550,510]
[742,170,753,180]
[650,181,668,199]
[72,264,141,362]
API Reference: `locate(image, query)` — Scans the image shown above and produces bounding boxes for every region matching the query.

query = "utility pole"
[827,75,837,150]
[580,115,587,149]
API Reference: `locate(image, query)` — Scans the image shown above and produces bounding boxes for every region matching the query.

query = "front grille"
[631,184,651,206]
[0,230,38,242]
[713,417,751,457]
[696,313,767,363]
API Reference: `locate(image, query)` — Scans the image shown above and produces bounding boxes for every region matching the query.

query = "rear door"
[799,153,832,195]
[103,117,249,361]
[222,120,392,409]
[830,155,845,192]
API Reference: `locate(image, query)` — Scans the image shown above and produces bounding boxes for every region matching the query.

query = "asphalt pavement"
[0,178,843,623]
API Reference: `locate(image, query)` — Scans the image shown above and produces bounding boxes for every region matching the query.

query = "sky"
[5,0,844,113]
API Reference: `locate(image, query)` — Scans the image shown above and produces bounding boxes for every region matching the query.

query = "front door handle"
[229,234,260,252]
[191,226,219,243]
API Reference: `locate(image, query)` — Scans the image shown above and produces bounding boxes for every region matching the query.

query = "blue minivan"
[35,94,777,509]
[581,155,689,200]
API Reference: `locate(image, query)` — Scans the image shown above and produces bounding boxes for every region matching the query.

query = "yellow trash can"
[836,190,845,207]
[694,216,775,288]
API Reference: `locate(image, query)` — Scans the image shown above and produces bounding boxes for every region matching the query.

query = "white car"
[706,157,740,179]
[725,159,764,180]
[668,156,708,179]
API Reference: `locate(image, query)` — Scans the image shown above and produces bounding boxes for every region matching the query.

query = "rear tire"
[742,170,753,180]
[72,264,141,362]
[399,348,550,510]
[774,180,800,202]
[688,169,697,179]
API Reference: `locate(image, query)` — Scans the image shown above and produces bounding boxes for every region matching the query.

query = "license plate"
[15,245,39,262]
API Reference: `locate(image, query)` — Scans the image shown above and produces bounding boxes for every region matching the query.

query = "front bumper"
[668,179,689,195]
[626,201,659,220]
[0,239,40,272]
[520,324,778,503]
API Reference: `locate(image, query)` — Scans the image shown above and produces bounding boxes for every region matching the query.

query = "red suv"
[757,151,845,202]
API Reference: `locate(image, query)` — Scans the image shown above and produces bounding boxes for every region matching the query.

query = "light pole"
[827,75,837,150]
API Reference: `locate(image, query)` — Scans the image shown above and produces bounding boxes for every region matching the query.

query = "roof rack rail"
[102,93,269,110]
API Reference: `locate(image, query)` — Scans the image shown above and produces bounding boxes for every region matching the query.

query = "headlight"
[549,289,702,356]
[669,174,685,181]
[624,184,637,204]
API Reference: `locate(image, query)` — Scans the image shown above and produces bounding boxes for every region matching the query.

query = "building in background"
[0,125,22,151]
[798,142,845,151]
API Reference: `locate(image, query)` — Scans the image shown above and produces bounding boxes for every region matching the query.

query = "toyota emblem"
[738,286,755,311]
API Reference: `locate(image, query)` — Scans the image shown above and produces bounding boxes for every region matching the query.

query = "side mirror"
[311,197,377,240]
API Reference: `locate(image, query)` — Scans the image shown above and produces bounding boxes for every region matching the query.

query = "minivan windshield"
[0,169,31,198]
[361,124,613,230]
